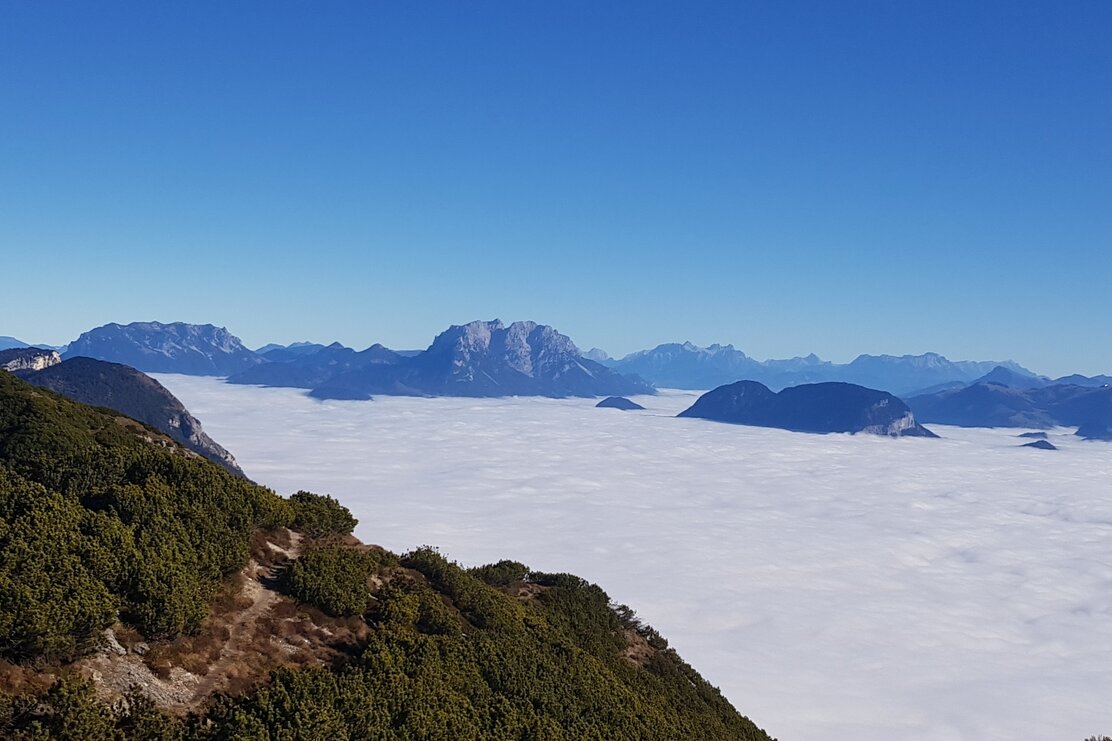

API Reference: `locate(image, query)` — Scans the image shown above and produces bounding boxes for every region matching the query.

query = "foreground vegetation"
[0,372,772,739]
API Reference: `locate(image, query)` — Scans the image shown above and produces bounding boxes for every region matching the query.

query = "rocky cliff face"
[432,320,586,381]
[678,380,937,437]
[0,347,62,373]
[64,322,263,376]
[16,357,243,475]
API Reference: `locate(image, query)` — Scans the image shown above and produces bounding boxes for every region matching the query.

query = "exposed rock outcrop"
[0,347,62,373]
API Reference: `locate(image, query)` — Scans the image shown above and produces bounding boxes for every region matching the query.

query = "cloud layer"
[160,375,1112,741]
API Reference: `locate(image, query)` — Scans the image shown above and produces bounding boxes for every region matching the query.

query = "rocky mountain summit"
[14,356,243,474]
[64,322,263,376]
[583,348,612,362]
[679,380,937,437]
[310,320,653,400]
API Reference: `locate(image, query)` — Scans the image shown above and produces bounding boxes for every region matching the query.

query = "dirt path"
[80,529,304,712]
[188,530,304,702]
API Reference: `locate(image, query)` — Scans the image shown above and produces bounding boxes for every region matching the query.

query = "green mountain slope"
[0,372,772,740]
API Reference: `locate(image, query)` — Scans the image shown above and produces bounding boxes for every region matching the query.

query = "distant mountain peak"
[310,319,652,399]
[0,336,30,351]
[974,366,1050,390]
[64,321,262,376]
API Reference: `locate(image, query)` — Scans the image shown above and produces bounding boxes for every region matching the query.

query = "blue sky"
[2,2,1109,375]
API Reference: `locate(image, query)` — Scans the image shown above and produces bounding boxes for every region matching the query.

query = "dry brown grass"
[0,660,55,696]
[59,528,388,714]
[507,581,548,602]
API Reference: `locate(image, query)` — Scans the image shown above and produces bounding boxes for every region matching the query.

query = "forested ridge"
[0,371,772,739]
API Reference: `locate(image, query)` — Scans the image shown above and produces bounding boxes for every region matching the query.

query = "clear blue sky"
[2,1,1109,376]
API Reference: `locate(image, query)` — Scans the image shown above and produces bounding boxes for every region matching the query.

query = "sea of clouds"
[158,374,1112,741]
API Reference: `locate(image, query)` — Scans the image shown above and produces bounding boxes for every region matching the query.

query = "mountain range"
[13,320,1112,406]
[907,373,1112,440]
[229,342,402,389]
[309,320,654,400]
[255,341,330,358]
[606,342,1040,396]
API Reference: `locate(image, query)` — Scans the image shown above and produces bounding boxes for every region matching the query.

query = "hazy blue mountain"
[255,341,331,360]
[902,380,970,398]
[229,342,402,388]
[13,356,243,475]
[1053,373,1112,387]
[1076,422,1112,440]
[831,353,1034,396]
[611,343,1034,396]
[0,347,62,373]
[908,384,1055,428]
[596,396,645,410]
[970,365,1052,389]
[678,380,936,437]
[903,365,1084,398]
[1022,440,1058,450]
[310,319,654,400]
[0,336,29,351]
[908,382,1112,438]
[760,353,831,375]
[613,342,769,390]
[63,321,263,376]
